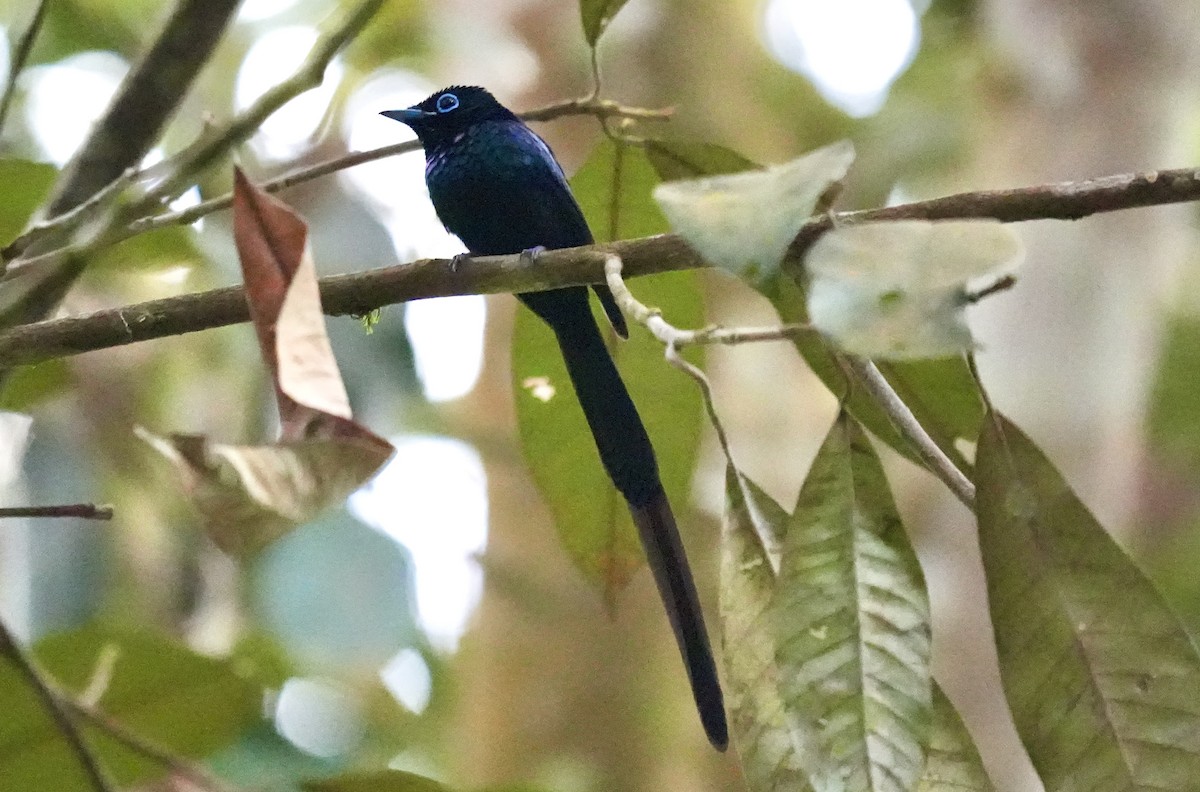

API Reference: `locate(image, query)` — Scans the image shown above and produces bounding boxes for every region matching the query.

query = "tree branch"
[0,503,113,520]
[43,0,242,218]
[0,163,1198,367]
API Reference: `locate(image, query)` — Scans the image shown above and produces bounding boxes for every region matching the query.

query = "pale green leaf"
[719,466,816,791]
[976,412,1200,791]
[653,141,855,284]
[918,685,994,792]
[768,277,980,473]
[806,220,1022,358]
[773,413,932,792]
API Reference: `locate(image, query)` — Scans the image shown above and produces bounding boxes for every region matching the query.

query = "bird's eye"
[436,93,459,113]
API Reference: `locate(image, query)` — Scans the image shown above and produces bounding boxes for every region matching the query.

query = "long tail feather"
[527,287,728,749]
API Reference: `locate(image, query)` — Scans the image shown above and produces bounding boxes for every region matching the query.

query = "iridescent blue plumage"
[382,86,727,750]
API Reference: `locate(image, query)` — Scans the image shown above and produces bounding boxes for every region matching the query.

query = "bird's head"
[380,86,517,150]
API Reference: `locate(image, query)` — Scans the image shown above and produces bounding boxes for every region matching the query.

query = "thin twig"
[603,254,740,465]
[0,0,50,136]
[669,322,813,348]
[127,96,672,236]
[0,620,116,792]
[0,503,113,520]
[130,0,387,215]
[840,355,976,507]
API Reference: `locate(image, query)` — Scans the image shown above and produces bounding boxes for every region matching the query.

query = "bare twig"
[127,96,672,236]
[130,0,386,214]
[0,503,113,520]
[669,322,813,348]
[0,620,116,792]
[603,254,740,466]
[0,0,50,136]
[840,356,976,507]
[44,0,242,218]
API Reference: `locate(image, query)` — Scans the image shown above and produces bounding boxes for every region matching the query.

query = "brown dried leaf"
[232,167,351,439]
[136,426,393,558]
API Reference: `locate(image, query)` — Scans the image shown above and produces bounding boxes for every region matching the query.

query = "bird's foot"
[519,245,547,267]
[449,252,472,273]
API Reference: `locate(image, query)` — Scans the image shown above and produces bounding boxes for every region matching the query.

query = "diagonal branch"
[1,163,1200,368]
[0,0,50,136]
[43,0,242,219]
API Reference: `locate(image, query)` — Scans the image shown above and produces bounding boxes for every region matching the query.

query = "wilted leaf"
[653,141,855,285]
[976,412,1200,791]
[514,140,703,597]
[918,685,994,792]
[0,625,261,791]
[773,413,931,792]
[806,220,1022,358]
[720,466,817,791]
[233,167,354,437]
[579,0,632,46]
[137,427,391,557]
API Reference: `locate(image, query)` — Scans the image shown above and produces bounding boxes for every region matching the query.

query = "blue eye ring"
[436,93,459,113]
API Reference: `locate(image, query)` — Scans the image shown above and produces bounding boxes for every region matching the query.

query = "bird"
[382,86,728,750]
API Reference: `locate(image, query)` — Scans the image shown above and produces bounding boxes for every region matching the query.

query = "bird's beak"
[380,108,430,125]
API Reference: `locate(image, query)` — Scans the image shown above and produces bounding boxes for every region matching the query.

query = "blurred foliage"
[0,1,1198,792]
[0,624,263,791]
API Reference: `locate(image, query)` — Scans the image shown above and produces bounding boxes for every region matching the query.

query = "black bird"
[382,86,728,750]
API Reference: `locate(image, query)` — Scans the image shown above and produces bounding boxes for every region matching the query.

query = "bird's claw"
[519,245,547,267]
[449,252,472,273]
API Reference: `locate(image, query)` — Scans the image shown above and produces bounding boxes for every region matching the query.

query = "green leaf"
[513,138,702,597]
[0,159,56,246]
[918,685,994,791]
[644,139,759,181]
[719,466,816,791]
[976,412,1200,791]
[653,141,855,286]
[513,272,704,596]
[579,0,632,46]
[773,413,931,792]
[0,625,262,791]
[769,277,980,472]
[0,359,72,411]
[806,220,1022,358]
[304,769,452,792]
[570,137,669,242]
[88,226,205,272]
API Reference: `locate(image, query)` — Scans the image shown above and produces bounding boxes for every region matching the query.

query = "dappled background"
[1,0,1199,790]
